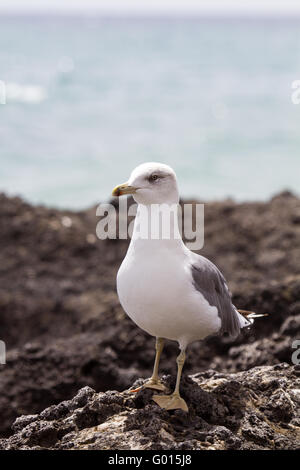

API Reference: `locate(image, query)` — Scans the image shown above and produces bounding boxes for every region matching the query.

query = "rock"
[0,365,299,450]
[280,315,300,335]
[0,192,300,439]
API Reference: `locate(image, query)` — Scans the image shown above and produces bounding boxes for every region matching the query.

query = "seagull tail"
[237,309,269,319]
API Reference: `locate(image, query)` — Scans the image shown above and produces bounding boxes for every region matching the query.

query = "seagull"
[112,162,264,412]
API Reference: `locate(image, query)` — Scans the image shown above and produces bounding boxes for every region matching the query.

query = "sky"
[1,0,300,15]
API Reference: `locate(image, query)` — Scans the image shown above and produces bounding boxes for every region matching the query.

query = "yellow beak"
[112,182,137,197]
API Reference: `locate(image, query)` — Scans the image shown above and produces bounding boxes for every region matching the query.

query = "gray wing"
[190,253,241,338]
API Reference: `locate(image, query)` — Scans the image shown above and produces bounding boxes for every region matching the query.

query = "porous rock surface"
[0,191,300,448]
[1,364,299,450]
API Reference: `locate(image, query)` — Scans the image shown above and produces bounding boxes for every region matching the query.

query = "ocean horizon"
[0,14,299,209]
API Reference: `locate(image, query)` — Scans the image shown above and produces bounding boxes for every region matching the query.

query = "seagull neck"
[130,203,185,250]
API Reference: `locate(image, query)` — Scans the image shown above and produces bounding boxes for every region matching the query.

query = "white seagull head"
[112,162,179,205]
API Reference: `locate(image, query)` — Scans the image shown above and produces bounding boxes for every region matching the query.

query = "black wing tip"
[237,309,269,319]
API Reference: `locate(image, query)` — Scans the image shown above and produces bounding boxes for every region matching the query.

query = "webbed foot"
[152,393,188,412]
[130,378,168,393]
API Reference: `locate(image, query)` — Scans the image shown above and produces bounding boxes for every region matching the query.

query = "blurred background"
[1,2,300,446]
[0,0,300,209]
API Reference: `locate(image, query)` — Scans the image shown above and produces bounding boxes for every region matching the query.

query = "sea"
[0,14,299,209]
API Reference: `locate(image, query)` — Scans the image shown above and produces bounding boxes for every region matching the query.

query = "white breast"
[117,239,221,349]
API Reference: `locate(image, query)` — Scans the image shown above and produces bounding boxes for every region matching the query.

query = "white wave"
[5,82,47,104]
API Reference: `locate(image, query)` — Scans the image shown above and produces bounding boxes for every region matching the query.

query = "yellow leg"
[152,348,188,412]
[130,338,167,392]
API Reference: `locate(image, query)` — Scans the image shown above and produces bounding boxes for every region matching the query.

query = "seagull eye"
[149,174,158,182]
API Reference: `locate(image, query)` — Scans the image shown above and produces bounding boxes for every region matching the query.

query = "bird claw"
[129,386,143,393]
[144,381,168,392]
[129,379,168,393]
[152,393,189,412]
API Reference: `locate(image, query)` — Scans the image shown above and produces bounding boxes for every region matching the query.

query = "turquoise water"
[0,15,300,209]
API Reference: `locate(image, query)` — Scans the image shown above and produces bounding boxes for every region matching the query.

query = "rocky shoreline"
[1,364,299,450]
[0,191,299,449]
